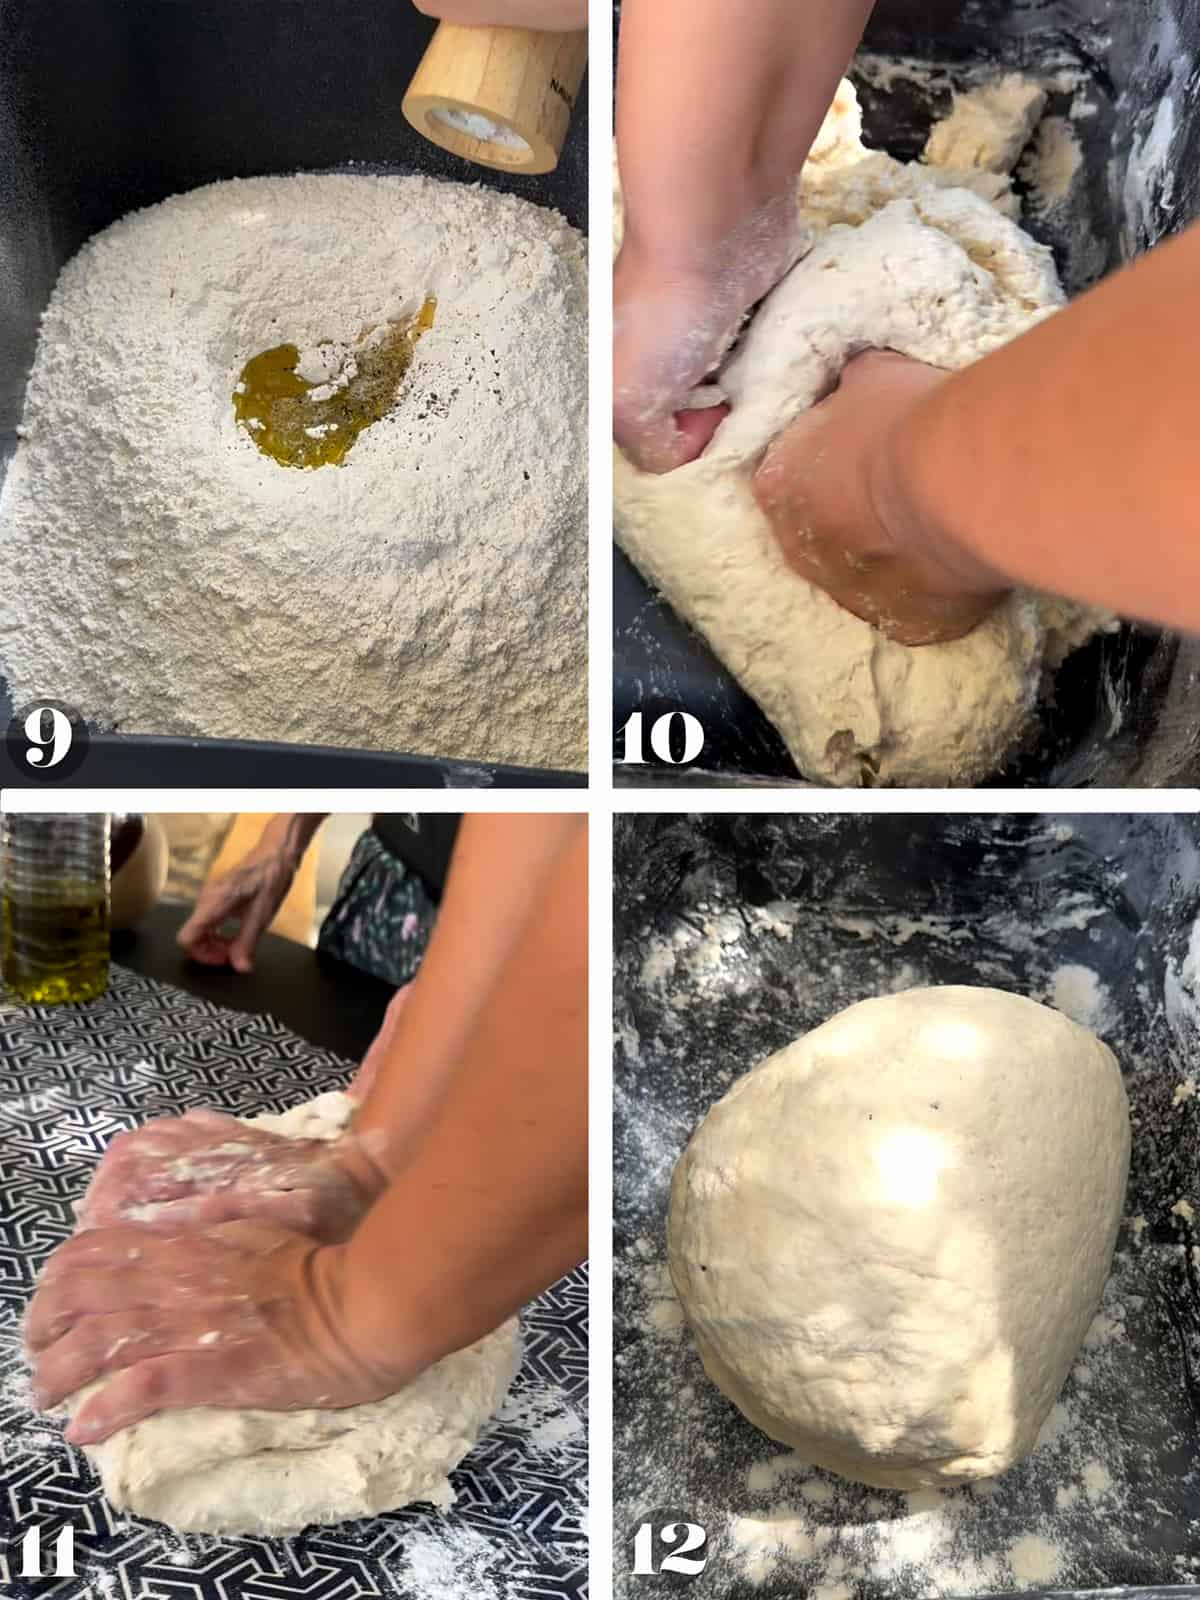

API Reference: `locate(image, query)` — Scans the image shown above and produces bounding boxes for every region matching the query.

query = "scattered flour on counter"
[0,173,587,770]
[1122,70,1183,254]
[1165,915,1200,1041]
[493,1381,586,1460]
[1009,1532,1064,1585]
[853,53,958,98]
[1174,1078,1197,1106]
[1048,963,1113,1032]
[395,1520,508,1600]
[637,903,805,1002]
[640,941,678,988]
[1082,1460,1114,1501]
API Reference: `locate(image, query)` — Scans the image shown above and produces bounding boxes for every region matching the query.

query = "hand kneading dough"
[614,82,1103,786]
[668,987,1130,1489]
[62,1092,521,1535]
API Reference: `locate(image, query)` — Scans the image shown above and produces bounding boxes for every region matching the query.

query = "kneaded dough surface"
[66,1092,522,1535]
[668,987,1130,1489]
[614,82,1104,786]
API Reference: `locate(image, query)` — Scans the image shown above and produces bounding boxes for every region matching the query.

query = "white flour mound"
[0,173,586,770]
[614,81,1102,786]
[63,1092,522,1536]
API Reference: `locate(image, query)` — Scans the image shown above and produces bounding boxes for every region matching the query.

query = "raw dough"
[62,1092,521,1535]
[667,987,1130,1489]
[924,74,1047,174]
[614,81,1102,786]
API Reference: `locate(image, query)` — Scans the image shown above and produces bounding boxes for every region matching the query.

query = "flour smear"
[0,173,587,770]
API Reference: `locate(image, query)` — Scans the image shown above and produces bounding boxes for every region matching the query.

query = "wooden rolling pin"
[403,21,587,176]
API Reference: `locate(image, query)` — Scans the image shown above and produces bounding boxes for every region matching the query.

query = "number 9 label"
[5,701,91,782]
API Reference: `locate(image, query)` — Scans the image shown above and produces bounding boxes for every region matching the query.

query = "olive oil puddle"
[233,297,437,468]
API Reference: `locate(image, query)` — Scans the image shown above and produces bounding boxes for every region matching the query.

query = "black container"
[614,810,1200,1598]
[612,0,1200,788]
[0,0,587,786]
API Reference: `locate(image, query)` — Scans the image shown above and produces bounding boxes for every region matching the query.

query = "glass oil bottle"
[1,813,111,1003]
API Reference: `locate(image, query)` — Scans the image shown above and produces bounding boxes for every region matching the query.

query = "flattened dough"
[62,1092,521,1535]
[614,82,1103,786]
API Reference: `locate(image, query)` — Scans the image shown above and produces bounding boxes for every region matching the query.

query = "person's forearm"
[314,826,587,1374]
[352,815,586,1171]
[414,0,586,26]
[260,813,326,868]
[617,0,872,265]
[881,223,1200,631]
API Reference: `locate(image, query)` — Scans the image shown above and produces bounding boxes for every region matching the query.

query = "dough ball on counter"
[667,986,1129,1489]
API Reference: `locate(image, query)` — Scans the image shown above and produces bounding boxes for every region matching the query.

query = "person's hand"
[753,350,1009,645]
[413,0,587,27]
[25,1221,405,1445]
[176,832,300,973]
[75,1112,390,1243]
[614,191,802,474]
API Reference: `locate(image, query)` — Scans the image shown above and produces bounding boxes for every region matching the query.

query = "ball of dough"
[667,986,1130,1489]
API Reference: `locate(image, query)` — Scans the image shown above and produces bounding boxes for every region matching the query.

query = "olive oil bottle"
[1,814,111,1004]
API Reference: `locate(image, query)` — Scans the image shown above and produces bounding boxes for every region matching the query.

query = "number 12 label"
[632,1520,709,1578]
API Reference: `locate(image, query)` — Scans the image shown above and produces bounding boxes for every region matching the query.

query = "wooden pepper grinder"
[403,22,588,176]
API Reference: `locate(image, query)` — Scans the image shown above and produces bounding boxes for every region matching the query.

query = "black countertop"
[113,901,395,1063]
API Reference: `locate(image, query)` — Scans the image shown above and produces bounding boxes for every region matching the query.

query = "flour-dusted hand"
[613,0,875,474]
[26,1221,404,1445]
[613,199,797,474]
[76,1110,388,1243]
[753,351,1009,646]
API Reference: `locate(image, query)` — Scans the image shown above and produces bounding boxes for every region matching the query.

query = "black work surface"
[113,901,395,1064]
[0,729,587,790]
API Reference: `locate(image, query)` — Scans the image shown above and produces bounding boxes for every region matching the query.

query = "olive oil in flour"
[234,296,437,468]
